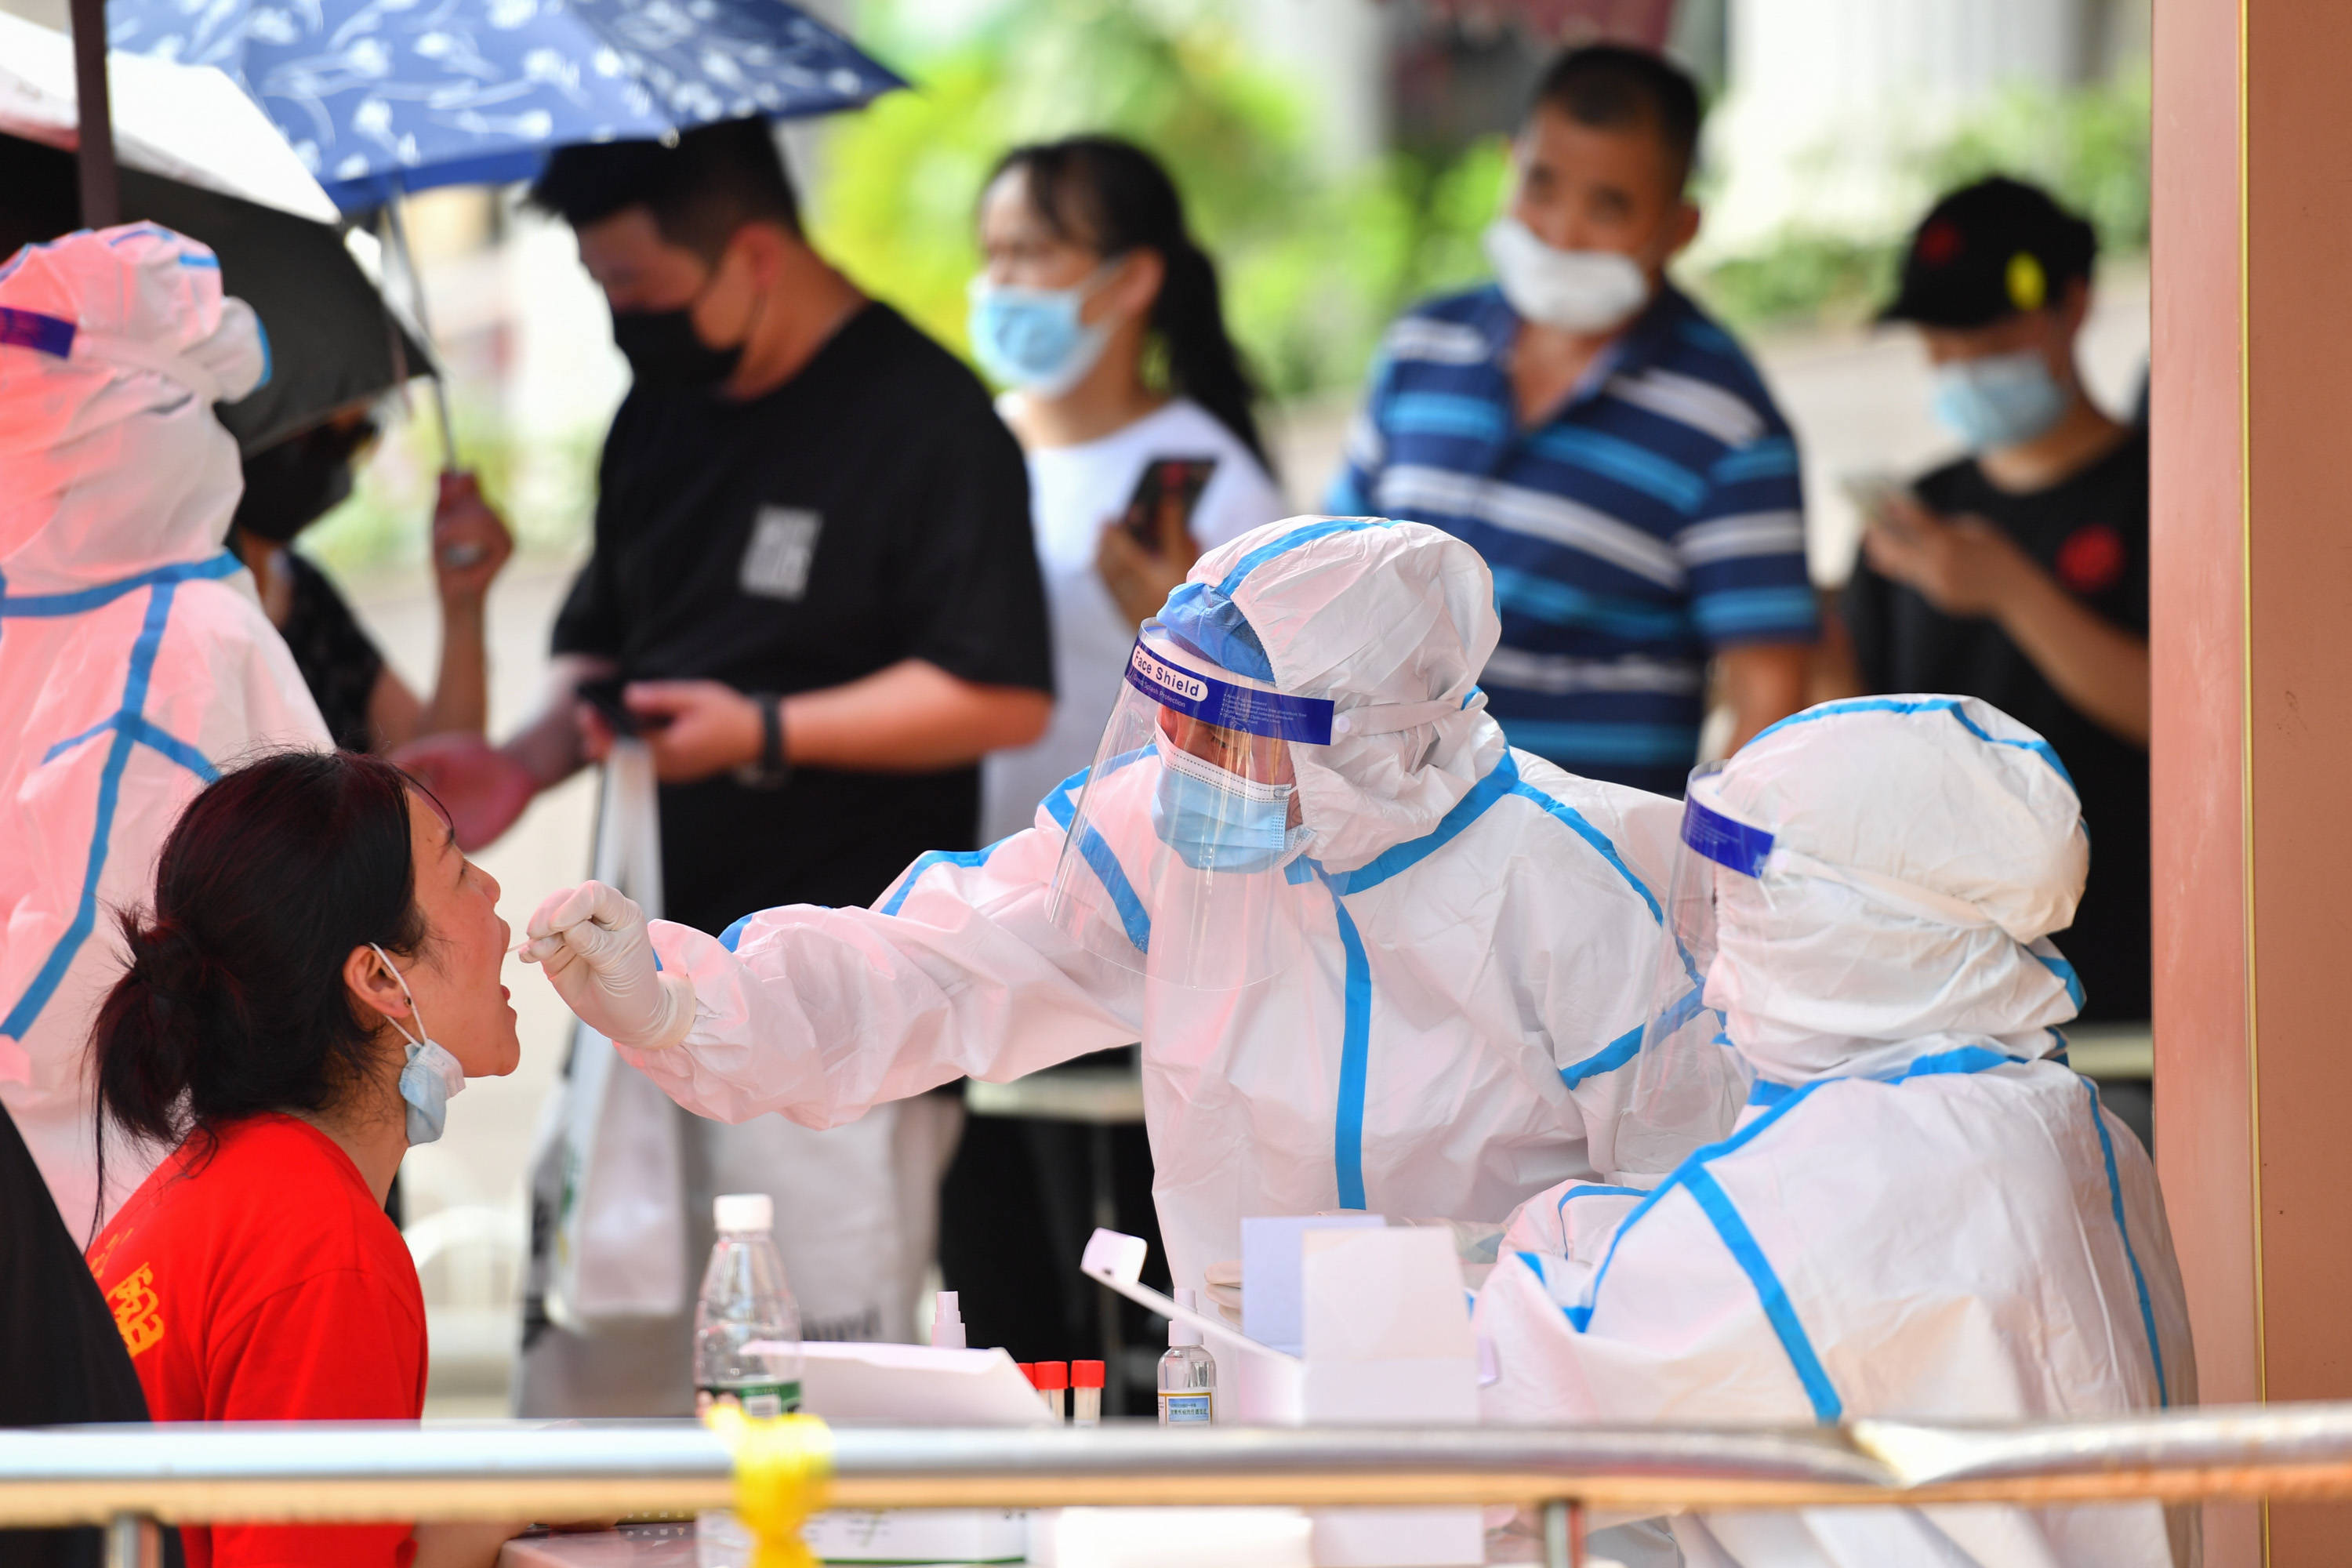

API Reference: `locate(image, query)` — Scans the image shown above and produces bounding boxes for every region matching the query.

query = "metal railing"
[13,1403,2352,1567]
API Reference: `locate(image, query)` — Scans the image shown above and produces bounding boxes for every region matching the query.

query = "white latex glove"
[521,880,695,1051]
[1203,1258,1243,1327]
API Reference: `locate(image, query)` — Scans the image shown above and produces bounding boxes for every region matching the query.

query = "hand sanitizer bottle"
[1156,1287,1217,1425]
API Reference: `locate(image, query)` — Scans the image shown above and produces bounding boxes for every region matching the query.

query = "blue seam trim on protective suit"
[42,712,216,780]
[1212,518,1395,598]
[1681,1165,1845,1422]
[1041,755,1153,953]
[2083,1077,2169,1406]
[1315,751,1521,894]
[2034,951,2086,1010]
[719,915,753,952]
[1073,829,1151,952]
[880,841,1007,918]
[1557,1184,1643,1218]
[1568,1083,1826,1330]
[2,582,182,1040]
[0,550,241,619]
[1745,1044,2023,1107]
[1746,696,2075,789]
[1327,882,1373,1211]
[1504,778,1664,924]
[1656,984,1705,1037]
[1559,1025,1643,1089]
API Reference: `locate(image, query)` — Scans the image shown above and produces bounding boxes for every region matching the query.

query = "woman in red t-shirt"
[84,750,524,1568]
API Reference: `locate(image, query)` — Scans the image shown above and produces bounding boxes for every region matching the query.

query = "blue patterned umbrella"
[106,0,905,213]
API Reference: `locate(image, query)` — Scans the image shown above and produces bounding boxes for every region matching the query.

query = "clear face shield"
[1044,622,1334,989]
[1617,764,1768,1175]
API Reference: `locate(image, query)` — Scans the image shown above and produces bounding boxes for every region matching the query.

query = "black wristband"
[735,692,791,790]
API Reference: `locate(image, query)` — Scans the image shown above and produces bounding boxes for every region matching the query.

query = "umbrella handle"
[382,193,460,471]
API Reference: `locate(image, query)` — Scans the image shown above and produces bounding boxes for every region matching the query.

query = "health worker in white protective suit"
[0,226,331,1238]
[523,517,1748,1301]
[1477,695,2196,1568]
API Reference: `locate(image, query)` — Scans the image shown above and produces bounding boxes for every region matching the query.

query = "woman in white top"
[969,135,1289,844]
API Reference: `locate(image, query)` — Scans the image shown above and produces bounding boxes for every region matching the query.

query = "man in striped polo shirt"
[1328,45,1814,796]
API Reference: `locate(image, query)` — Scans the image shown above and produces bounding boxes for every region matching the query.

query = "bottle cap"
[713,1192,773,1233]
[1170,1287,1203,1348]
[1018,1362,1037,1386]
[1072,1360,1105,1388]
[1035,1360,1069,1392]
[930,1290,966,1349]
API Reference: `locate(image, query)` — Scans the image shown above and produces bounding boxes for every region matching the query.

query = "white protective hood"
[1168,517,1509,873]
[0,225,329,1235]
[1697,695,2091,1084]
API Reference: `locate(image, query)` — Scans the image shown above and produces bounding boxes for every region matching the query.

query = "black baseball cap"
[1879,176,2097,329]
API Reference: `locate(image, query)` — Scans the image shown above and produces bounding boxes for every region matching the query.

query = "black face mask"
[232,419,373,544]
[611,306,746,390]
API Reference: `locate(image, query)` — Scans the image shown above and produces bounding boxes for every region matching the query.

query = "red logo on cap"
[1917,220,1964,267]
[2056,524,2127,594]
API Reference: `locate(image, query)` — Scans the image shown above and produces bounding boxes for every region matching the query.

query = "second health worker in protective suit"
[1479,695,2193,1566]
[524,518,1743,1297]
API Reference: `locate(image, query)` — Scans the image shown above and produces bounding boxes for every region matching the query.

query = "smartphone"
[1840,471,1918,539]
[1120,456,1219,550]
[576,675,668,736]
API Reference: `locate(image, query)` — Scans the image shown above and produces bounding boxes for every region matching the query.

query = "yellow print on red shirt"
[107,1264,165,1356]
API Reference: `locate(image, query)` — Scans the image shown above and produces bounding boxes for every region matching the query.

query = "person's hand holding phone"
[1098,456,1217,626]
[1859,492,2029,618]
[578,679,760,784]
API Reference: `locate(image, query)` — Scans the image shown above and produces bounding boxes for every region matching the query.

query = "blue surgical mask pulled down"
[1930,350,2069,450]
[967,271,1114,397]
[371,942,466,1146]
[1149,742,1308,873]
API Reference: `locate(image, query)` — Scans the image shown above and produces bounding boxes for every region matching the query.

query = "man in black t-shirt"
[398,120,1052,1410]
[1840,177,2150,1025]
[402,120,1051,916]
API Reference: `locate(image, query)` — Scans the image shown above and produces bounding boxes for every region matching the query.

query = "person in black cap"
[1838,175,2150,1028]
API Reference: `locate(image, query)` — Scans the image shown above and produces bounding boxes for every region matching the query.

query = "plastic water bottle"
[694,1193,803,1418]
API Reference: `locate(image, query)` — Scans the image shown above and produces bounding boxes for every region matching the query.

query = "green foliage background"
[809,0,1506,405]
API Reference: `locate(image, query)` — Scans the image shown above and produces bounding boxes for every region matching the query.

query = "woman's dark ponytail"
[88,750,427,1231]
[91,916,251,1152]
[991,136,1272,474]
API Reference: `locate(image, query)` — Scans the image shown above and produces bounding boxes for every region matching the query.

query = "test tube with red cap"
[1033,1359,1069,1420]
[1071,1360,1105,1425]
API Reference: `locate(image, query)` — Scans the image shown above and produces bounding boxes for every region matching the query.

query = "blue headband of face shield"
[1126,632,1334,745]
[1682,794,1774,878]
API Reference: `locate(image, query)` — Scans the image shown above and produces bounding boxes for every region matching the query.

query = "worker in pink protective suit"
[0,224,330,1240]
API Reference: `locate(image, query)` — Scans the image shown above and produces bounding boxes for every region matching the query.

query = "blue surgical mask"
[1930,349,2069,450]
[967,270,1115,397]
[1149,743,1306,873]
[371,943,466,1146]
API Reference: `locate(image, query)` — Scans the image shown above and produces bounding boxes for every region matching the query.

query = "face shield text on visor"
[1617,764,1759,1179]
[1045,622,1334,989]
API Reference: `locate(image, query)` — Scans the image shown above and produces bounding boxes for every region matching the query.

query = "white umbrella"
[0,12,337,226]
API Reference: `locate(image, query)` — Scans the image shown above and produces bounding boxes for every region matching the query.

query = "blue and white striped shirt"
[1327,283,1815,795]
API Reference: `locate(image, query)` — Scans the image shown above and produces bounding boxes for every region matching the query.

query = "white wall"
[1702,0,2100,252]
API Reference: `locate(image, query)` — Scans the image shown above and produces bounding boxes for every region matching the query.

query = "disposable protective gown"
[619,519,1737,1297]
[1475,696,2195,1567]
[0,226,328,1234]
